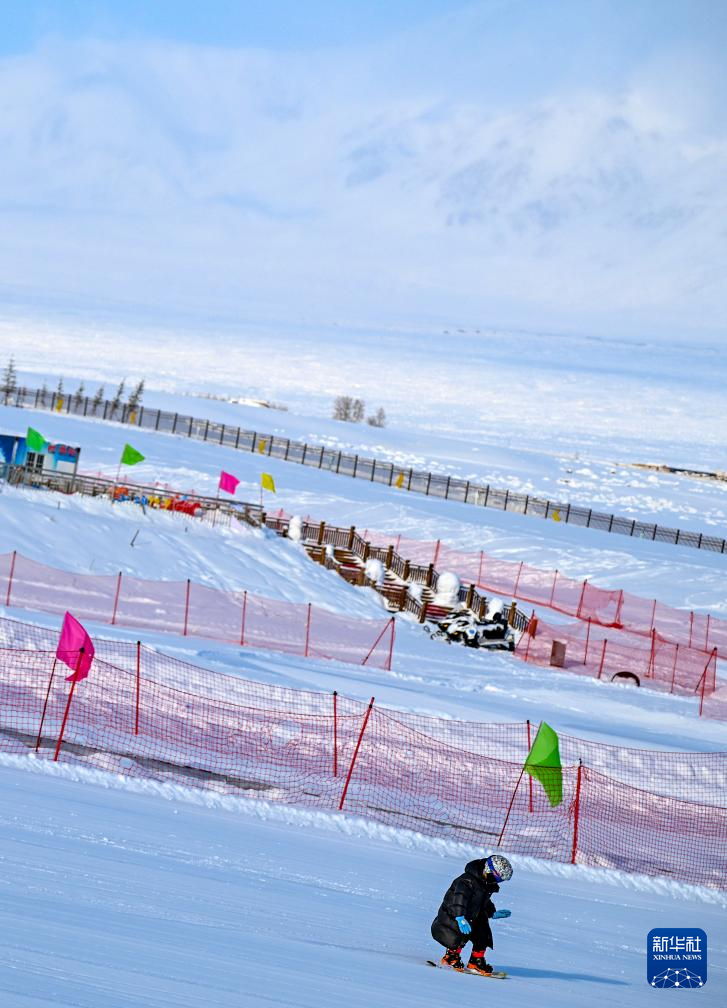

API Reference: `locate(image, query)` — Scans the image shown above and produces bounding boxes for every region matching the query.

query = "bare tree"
[351,398,366,423]
[39,382,49,406]
[366,407,386,428]
[333,395,353,421]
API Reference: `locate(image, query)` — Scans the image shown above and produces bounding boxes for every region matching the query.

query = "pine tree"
[56,377,65,398]
[1,357,17,393]
[91,385,105,413]
[128,378,145,409]
[39,382,49,406]
[110,379,126,414]
[73,381,85,408]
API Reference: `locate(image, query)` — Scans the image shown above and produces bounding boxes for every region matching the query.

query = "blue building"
[0,433,81,477]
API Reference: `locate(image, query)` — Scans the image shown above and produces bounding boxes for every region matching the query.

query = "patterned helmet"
[485,854,513,881]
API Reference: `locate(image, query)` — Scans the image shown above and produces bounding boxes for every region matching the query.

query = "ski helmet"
[485,855,513,882]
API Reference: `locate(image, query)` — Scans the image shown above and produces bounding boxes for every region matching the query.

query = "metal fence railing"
[3,383,725,554]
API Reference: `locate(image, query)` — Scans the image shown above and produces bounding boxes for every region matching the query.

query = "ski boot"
[441,948,465,971]
[466,951,494,975]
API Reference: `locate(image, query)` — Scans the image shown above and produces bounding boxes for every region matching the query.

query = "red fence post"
[386,616,395,671]
[35,658,57,751]
[135,641,141,735]
[647,628,656,678]
[497,766,526,846]
[53,649,84,762]
[650,599,657,632]
[338,697,375,811]
[549,569,558,607]
[477,550,484,585]
[583,618,591,664]
[332,691,338,777]
[433,539,441,566]
[183,579,191,636]
[304,603,312,657]
[526,720,533,813]
[576,580,588,619]
[513,561,524,597]
[240,590,248,646]
[5,549,17,607]
[570,761,583,864]
[705,614,711,651]
[597,639,607,679]
[698,649,717,717]
[111,571,122,625]
[669,643,679,693]
[688,611,694,648]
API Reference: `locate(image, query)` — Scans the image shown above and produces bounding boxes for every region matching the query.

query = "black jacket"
[431,859,499,951]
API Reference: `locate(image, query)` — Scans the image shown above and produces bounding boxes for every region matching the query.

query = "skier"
[430,854,513,975]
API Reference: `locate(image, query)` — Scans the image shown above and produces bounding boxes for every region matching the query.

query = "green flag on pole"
[524,721,563,806]
[26,427,46,452]
[120,443,145,466]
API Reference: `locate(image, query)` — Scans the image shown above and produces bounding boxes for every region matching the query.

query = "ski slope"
[0,755,724,1008]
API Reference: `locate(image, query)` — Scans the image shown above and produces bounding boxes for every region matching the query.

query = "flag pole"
[35,658,58,751]
[497,765,526,847]
[53,648,84,762]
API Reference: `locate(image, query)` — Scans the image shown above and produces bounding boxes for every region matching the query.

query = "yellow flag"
[261,472,276,493]
[258,439,267,454]
[395,472,405,489]
[552,509,561,522]
[55,397,64,413]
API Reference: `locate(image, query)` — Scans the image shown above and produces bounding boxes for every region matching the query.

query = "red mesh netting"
[355,530,727,658]
[516,617,717,703]
[0,552,395,671]
[0,616,724,889]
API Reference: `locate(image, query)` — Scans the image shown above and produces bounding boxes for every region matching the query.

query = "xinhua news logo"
[647,929,707,988]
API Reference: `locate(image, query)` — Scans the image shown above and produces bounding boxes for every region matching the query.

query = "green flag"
[26,427,46,452]
[120,443,145,466]
[524,721,563,807]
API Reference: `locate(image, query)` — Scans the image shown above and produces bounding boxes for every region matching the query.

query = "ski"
[426,960,508,978]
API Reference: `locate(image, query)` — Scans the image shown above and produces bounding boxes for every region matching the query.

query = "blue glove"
[455,916,472,934]
[492,909,511,919]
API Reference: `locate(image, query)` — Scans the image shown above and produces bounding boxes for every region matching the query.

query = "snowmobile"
[429,609,518,651]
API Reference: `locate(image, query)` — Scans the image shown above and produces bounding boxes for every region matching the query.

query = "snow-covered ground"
[1,335,725,1007]
[1,413,726,755]
[4,322,727,532]
[0,755,723,1008]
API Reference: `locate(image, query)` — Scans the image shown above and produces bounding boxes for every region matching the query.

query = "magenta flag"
[219,470,240,494]
[56,612,95,682]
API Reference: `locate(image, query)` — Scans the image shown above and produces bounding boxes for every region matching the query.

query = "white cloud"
[0,21,725,341]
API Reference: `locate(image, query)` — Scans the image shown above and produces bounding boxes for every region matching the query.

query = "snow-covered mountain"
[0,0,725,336]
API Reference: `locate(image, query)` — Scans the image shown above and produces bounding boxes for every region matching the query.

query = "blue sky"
[1,0,478,53]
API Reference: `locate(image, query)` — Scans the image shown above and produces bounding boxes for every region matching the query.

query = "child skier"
[431,854,513,975]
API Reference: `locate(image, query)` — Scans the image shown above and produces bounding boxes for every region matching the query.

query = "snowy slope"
[0,756,723,1008]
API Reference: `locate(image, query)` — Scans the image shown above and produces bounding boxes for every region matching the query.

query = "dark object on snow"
[431,859,500,953]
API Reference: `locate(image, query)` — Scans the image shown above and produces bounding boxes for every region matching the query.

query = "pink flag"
[219,470,240,494]
[56,612,95,682]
